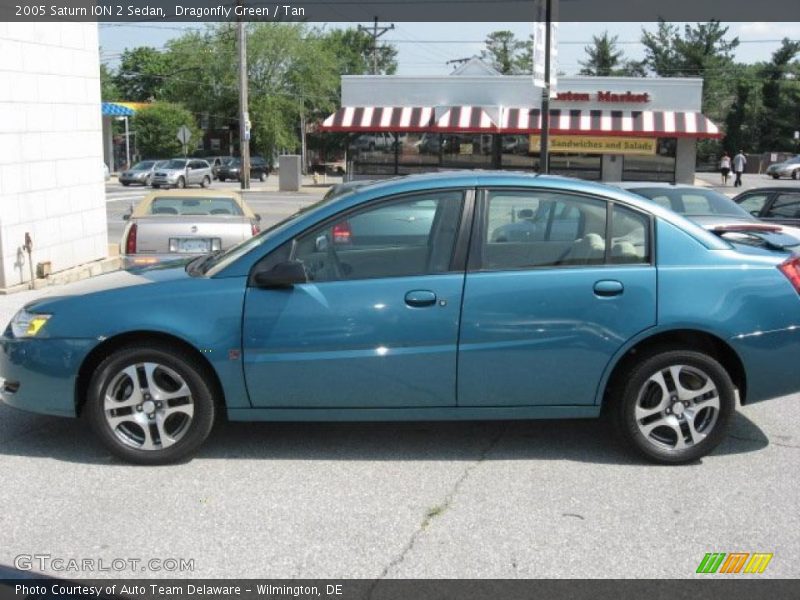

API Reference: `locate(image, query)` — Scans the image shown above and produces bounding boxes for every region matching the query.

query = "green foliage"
[579,32,644,77]
[131,103,202,158]
[112,46,175,101]
[481,31,531,75]
[319,27,398,75]
[100,63,120,101]
[758,39,800,151]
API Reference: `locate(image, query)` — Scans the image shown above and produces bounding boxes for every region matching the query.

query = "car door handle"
[405,290,437,307]
[593,280,624,297]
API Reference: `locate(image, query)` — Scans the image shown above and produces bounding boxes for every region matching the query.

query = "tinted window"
[150,197,243,216]
[767,193,800,219]
[132,161,155,170]
[611,205,650,264]
[736,193,770,216]
[481,191,607,270]
[292,191,463,282]
[164,160,187,169]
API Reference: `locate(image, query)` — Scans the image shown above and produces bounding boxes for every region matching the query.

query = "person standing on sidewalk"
[733,150,747,187]
[720,152,731,185]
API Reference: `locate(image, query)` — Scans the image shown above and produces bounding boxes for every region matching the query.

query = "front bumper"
[0,336,97,417]
[119,174,148,184]
[151,174,180,186]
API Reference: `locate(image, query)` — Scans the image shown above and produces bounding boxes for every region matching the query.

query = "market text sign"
[556,91,651,103]
[529,136,657,155]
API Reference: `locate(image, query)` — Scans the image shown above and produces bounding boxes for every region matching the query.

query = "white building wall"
[0,23,107,289]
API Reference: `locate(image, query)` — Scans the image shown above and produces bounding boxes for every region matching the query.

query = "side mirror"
[253,261,307,289]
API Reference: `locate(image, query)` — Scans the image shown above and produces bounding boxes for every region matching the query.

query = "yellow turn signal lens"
[26,316,50,336]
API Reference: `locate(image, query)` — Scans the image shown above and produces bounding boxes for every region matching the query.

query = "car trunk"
[132,215,252,255]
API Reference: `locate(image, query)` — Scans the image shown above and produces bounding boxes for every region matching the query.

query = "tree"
[100,63,120,101]
[320,27,398,75]
[759,38,800,151]
[113,46,174,101]
[579,32,644,77]
[481,31,529,75]
[131,103,201,158]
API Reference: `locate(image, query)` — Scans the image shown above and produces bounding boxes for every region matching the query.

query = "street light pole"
[539,0,553,175]
[123,116,130,170]
[237,15,251,190]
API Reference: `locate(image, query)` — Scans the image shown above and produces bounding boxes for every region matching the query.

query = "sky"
[98,21,800,77]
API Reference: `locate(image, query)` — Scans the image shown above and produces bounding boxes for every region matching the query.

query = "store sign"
[529,135,657,155]
[555,91,651,103]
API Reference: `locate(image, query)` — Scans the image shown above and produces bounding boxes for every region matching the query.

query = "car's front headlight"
[10,309,51,338]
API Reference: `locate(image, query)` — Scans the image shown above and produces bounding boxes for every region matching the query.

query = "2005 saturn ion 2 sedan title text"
[2,172,800,465]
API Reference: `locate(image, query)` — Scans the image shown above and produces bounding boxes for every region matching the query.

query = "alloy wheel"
[634,364,720,452]
[103,362,194,451]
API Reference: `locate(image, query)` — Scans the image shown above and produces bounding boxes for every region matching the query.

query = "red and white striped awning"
[320,106,434,132]
[319,106,722,138]
[502,108,721,138]
[434,106,499,132]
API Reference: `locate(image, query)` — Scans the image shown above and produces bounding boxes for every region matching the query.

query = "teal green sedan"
[2,172,800,465]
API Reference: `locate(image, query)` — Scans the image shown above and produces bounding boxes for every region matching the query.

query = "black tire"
[772,174,780,179]
[85,344,216,465]
[201,175,211,188]
[610,349,735,464]
[219,176,226,182]
[176,176,186,189]
[792,170,798,180]
[121,181,130,187]
[152,184,160,189]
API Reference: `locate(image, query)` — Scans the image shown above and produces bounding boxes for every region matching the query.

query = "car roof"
[132,189,255,218]
[734,186,800,194]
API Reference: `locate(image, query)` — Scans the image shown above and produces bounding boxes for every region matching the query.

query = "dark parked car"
[207,156,234,180]
[733,187,800,228]
[616,182,800,250]
[322,179,373,201]
[217,156,269,182]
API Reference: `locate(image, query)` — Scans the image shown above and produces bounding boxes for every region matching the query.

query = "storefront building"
[319,60,721,183]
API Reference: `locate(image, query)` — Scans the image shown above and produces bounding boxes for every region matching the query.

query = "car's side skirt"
[226,405,601,422]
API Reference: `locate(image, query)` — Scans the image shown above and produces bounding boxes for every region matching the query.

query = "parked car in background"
[733,187,800,227]
[207,156,233,180]
[4,172,800,465]
[150,159,212,189]
[765,155,800,179]
[616,182,800,250]
[217,156,269,182]
[120,189,260,268]
[119,160,168,187]
[322,179,373,201]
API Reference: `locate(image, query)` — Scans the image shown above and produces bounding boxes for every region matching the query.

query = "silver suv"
[151,158,213,189]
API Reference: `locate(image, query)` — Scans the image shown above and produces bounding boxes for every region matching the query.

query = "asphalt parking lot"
[0,175,798,579]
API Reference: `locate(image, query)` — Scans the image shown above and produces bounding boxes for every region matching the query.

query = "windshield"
[202,196,335,276]
[163,159,187,169]
[627,187,751,218]
[131,161,155,170]
[228,159,242,167]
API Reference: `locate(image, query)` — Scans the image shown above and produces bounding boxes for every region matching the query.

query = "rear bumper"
[0,336,97,417]
[730,326,800,404]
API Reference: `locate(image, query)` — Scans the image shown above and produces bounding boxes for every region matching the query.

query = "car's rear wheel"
[176,176,186,189]
[121,181,129,186]
[611,349,735,464]
[85,345,216,465]
[201,175,211,188]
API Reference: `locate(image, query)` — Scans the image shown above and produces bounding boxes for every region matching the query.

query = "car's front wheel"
[85,345,216,465]
[792,170,798,180]
[612,349,735,464]
[176,176,186,189]
[771,173,780,179]
[201,175,211,188]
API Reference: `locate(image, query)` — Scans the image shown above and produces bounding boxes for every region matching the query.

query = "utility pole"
[539,0,553,175]
[237,13,251,190]
[358,17,394,75]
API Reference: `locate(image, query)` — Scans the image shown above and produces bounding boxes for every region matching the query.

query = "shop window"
[349,132,397,176]
[441,134,493,169]
[623,138,676,182]
[550,154,602,180]
[398,133,440,175]
[500,135,537,170]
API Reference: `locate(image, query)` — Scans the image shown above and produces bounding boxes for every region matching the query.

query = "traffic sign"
[177,125,192,145]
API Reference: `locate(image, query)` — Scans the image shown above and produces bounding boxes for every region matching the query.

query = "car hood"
[25,265,192,311]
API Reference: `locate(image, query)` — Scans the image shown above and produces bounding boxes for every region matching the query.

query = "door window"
[736,193,770,217]
[766,194,800,219]
[610,205,650,264]
[291,190,463,282]
[480,190,607,270]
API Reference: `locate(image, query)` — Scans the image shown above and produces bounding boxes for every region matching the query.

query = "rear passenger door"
[458,188,657,407]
